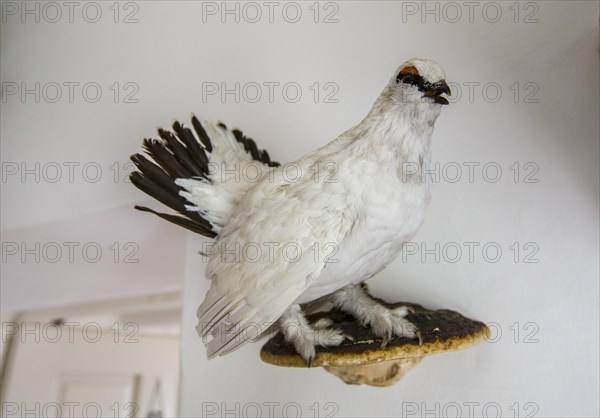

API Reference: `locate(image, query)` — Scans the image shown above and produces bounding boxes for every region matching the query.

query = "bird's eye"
[395,66,422,86]
[400,74,414,84]
[396,65,420,84]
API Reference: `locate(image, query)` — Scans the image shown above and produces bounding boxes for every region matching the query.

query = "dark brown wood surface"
[261,302,489,368]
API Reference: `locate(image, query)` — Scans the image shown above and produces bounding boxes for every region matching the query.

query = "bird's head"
[390,58,450,106]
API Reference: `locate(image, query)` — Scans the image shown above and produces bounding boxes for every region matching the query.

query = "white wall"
[2,327,180,418]
[0,206,188,313]
[1,294,182,417]
[1,1,598,417]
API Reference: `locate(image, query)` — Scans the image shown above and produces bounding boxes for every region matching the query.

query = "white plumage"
[131,58,450,363]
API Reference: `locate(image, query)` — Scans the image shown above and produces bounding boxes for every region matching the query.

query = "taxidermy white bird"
[130,58,450,364]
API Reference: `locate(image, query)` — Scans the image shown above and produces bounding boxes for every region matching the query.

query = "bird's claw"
[379,327,421,347]
[304,328,353,366]
[284,321,347,366]
[381,331,391,348]
[342,332,355,342]
[367,305,421,347]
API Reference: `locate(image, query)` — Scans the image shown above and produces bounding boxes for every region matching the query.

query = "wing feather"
[196,162,355,358]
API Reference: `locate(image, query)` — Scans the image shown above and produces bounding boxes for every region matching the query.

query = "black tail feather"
[260,149,273,165]
[191,115,213,152]
[158,127,204,177]
[142,138,190,179]
[232,129,280,167]
[134,206,216,237]
[171,122,209,171]
[130,170,187,217]
[131,118,216,238]
[130,153,182,195]
[130,116,279,237]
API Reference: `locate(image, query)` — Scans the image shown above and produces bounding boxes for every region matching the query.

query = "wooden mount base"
[260,301,489,386]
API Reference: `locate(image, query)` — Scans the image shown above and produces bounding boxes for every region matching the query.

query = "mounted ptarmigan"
[130,58,450,364]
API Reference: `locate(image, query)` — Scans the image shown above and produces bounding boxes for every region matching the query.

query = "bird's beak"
[423,81,451,105]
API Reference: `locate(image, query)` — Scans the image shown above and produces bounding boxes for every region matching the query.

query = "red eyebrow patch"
[399,65,420,76]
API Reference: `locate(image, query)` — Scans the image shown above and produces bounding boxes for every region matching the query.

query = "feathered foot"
[279,305,350,367]
[331,284,422,347]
